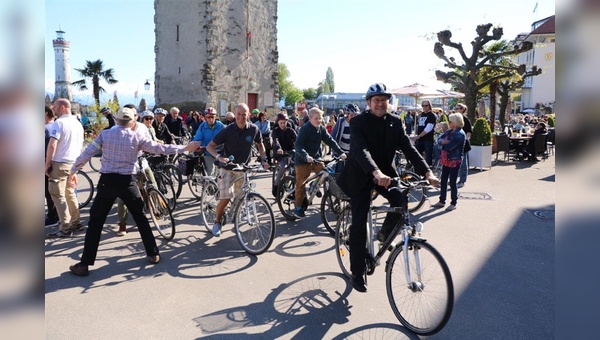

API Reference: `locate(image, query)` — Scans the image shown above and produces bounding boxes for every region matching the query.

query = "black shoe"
[69,262,89,276]
[351,274,367,293]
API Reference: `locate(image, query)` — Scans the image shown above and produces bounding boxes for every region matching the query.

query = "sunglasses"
[144,117,154,120]
[205,115,215,119]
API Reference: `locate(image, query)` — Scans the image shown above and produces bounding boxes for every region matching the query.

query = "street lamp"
[144,79,151,91]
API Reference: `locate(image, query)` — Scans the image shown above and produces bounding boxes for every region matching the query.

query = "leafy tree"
[278,63,293,102]
[303,88,317,100]
[72,59,118,105]
[285,87,304,107]
[325,67,335,93]
[434,24,535,123]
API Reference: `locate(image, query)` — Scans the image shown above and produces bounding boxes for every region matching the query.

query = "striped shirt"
[71,125,186,175]
[338,120,351,153]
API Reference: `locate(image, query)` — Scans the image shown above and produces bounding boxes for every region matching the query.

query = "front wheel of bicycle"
[76,170,94,209]
[320,191,347,236]
[147,187,175,241]
[199,180,219,232]
[335,205,352,278]
[155,172,177,211]
[276,175,298,221]
[234,193,275,255]
[401,171,426,213]
[386,239,454,335]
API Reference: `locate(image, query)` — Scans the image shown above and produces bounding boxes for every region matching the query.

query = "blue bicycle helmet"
[365,83,392,100]
[345,103,360,114]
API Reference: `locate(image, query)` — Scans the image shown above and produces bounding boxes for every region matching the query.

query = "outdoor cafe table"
[509,134,531,159]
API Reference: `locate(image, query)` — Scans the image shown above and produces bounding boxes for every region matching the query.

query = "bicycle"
[270,151,295,194]
[75,170,94,209]
[275,157,347,235]
[182,150,217,199]
[393,151,431,213]
[199,162,276,255]
[136,158,175,241]
[146,154,180,210]
[88,150,102,172]
[335,178,454,335]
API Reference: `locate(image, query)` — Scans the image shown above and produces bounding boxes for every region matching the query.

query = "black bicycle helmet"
[100,107,111,114]
[365,83,392,100]
[345,103,360,114]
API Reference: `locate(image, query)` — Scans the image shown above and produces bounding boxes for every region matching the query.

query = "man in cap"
[66,107,200,276]
[250,108,260,123]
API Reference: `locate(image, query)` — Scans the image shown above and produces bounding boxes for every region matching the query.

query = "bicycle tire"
[199,180,219,232]
[320,191,347,236]
[147,187,176,241]
[162,163,183,199]
[401,170,426,213]
[234,193,276,255]
[187,169,204,199]
[386,239,454,335]
[335,205,352,278]
[88,155,102,172]
[76,170,94,209]
[276,175,298,221]
[155,172,177,211]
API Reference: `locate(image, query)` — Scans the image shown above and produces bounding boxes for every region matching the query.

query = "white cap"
[117,107,136,120]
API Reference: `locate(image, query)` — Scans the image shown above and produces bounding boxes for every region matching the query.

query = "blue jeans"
[439,165,460,205]
[415,139,434,166]
[459,152,469,183]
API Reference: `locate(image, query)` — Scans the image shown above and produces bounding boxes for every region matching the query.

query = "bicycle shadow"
[331,322,419,340]
[193,272,353,339]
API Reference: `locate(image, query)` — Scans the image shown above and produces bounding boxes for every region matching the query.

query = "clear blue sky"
[45,0,555,106]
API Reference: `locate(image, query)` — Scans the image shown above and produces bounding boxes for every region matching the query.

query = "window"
[176,24,179,42]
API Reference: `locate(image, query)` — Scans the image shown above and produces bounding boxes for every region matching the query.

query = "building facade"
[154,0,279,116]
[52,29,73,102]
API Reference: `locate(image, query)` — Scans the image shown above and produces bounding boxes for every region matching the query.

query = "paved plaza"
[45,156,554,339]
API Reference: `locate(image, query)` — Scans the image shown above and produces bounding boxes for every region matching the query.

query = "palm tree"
[72,60,118,105]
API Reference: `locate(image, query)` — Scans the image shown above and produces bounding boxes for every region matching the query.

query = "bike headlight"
[414,222,424,233]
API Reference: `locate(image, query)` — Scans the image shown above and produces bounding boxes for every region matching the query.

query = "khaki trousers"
[48,161,80,231]
[294,163,324,207]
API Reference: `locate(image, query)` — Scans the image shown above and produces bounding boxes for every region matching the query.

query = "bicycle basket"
[147,155,167,168]
[184,156,201,176]
[328,173,350,201]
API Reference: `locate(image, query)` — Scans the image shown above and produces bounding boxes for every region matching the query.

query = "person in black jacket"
[337,83,439,293]
[271,113,297,196]
[100,107,117,130]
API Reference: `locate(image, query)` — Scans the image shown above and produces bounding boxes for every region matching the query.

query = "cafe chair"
[493,134,513,163]
[546,129,555,155]
[533,133,549,160]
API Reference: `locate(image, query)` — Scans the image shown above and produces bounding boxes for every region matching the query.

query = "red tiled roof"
[531,15,555,35]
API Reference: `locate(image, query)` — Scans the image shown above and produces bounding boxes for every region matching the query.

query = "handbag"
[464,139,471,153]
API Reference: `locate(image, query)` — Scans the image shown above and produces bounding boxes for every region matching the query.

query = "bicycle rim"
[88,156,101,172]
[402,171,426,213]
[156,173,177,211]
[163,164,183,199]
[320,191,346,236]
[76,171,94,209]
[234,193,275,255]
[200,181,219,232]
[276,176,297,221]
[187,171,203,199]
[147,188,175,241]
[386,240,454,335]
[335,206,352,278]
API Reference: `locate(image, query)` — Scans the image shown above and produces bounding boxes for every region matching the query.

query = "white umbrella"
[391,83,446,133]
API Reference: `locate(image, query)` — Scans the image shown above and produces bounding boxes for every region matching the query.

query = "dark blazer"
[337,110,429,197]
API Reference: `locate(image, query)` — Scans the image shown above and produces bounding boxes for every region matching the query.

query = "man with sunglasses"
[414,100,437,166]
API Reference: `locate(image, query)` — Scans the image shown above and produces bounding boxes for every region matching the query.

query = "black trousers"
[350,184,402,277]
[45,174,58,221]
[81,173,158,265]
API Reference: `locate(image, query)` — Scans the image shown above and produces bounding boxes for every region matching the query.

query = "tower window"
[176,24,179,42]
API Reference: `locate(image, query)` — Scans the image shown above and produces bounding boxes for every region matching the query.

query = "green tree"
[325,67,335,93]
[434,24,535,123]
[278,63,293,102]
[72,59,118,105]
[471,117,493,146]
[285,87,304,107]
[303,88,317,100]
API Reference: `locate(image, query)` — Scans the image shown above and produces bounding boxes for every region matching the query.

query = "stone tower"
[154,0,279,115]
[52,29,73,102]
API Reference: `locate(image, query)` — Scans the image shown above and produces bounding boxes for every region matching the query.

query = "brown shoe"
[149,255,160,264]
[117,222,127,236]
[69,263,89,276]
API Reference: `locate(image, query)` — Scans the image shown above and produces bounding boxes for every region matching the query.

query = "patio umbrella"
[391,83,446,133]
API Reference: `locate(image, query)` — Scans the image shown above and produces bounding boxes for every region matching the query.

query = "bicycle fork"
[402,233,425,292]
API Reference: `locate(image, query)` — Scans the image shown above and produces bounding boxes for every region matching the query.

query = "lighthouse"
[53,29,73,102]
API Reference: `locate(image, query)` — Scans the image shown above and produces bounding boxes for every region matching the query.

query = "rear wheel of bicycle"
[187,169,205,199]
[335,206,352,278]
[162,164,183,199]
[386,239,454,335]
[88,154,102,172]
[276,175,298,221]
[76,170,94,209]
[234,193,276,255]
[400,171,426,213]
[320,191,347,236]
[155,172,177,211]
[199,180,219,232]
[147,187,175,241]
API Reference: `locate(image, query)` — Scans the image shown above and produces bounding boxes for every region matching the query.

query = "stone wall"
[155,0,278,114]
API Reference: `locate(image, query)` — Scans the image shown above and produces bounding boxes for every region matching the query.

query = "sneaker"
[69,262,89,276]
[71,223,85,233]
[293,206,305,218]
[457,182,465,188]
[117,222,127,236]
[351,274,367,293]
[446,204,456,211]
[47,229,72,239]
[45,218,59,228]
[432,201,445,208]
[149,255,160,264]
[212,222,222,237]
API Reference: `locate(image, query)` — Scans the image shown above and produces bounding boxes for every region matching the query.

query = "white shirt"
[49,114,84,163]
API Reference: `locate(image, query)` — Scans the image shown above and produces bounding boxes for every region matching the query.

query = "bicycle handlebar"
[372,177,430,191]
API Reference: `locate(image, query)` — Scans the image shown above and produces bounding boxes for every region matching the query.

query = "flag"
[533,1,538,13]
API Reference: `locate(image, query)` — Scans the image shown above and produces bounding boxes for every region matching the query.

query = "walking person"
[45,98,85,238]
[205,103,270,237]
[45,105,59,227]
[455,103,472,187]
[67,107,200,276]
[414,100,437,166]
[404,111,414,135]
[336,83,439,293]
[432,113,466,211]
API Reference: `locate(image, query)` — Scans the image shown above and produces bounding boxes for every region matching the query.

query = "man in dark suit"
[337,83,439,293]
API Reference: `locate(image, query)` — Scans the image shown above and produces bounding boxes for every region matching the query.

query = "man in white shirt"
[45,98,84,238]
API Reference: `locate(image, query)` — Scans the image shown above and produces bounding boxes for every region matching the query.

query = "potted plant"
[469,117,493,170]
